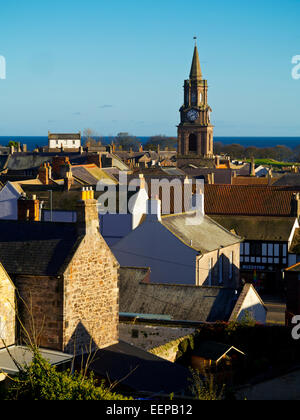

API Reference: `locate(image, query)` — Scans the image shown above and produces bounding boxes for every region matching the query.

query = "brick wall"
[0,265,15,348]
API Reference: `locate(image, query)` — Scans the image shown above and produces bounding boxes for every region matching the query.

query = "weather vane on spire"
[193,36,197,45]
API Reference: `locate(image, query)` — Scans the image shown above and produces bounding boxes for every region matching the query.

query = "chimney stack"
[18,195,40,221]
[147,197,162,222]
[87,153,102,168]
[251,157,256,177]
[208,172,215,185]
[76,187,99,235]
[64,164,73,191]
[292,193,300,218]
[38,162,52,185]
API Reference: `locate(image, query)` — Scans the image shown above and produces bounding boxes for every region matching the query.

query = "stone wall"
[119,323,195,361]
[0,265,15,348]
[14,276,63,350]
[63,231,119,355]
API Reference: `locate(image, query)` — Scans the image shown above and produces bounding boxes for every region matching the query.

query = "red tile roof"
[204,185,297,217]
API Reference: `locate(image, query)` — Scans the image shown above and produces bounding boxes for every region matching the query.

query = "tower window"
[189,134,197,153]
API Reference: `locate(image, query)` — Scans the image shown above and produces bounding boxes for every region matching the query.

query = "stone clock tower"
[177,42,214,159]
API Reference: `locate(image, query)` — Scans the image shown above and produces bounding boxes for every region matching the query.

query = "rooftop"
[0,346,73,376]
[119,267,241,323]
[210,215,297,242]
[161,212,241,253]
[204,185,299,217]
[0,220,81,276]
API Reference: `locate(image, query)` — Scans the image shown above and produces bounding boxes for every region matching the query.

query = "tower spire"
[189,38,202,80]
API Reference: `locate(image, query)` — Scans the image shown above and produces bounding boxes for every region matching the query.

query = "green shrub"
[4,351,132,401]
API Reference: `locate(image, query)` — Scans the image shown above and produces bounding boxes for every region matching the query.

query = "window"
[244,243,250,255]
[262,244,267,256]
[282,245,287,257]
[274,244,280,257]
[250,242,262,256]
[268,244,273,256]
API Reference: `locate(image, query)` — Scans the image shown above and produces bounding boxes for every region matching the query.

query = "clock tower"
[177,42,214,158]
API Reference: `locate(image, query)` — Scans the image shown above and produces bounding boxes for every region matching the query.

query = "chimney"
[250,157,256,177]
[10,145,14,155]
[64,164,73,191]
[17,142,21,153]
[76,188,99,235]
[147,197,162,222]
[190,183,205,217]
[139,174,146,190]
[208,172,215,185]
[52,156,70,178]
[292,193,300,218]
[22,144,27,153]
[38,162,51,185]
[139,144,143,153]
[79,146,84,155]
[157,144,160,154]
[87,153,102,168]
[18,195,40,221]
[215,156,220,168]
[112,142,116,153]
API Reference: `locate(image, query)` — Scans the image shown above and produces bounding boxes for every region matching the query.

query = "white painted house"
[0,182,24,220]
[112,197,242,286]
[48,132,81,149]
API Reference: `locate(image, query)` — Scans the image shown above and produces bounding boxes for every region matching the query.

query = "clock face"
[187,109,199,122]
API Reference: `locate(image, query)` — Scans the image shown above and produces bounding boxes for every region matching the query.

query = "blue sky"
[0,0,300,137]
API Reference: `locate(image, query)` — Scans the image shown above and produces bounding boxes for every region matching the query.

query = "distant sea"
[1,136,300,152]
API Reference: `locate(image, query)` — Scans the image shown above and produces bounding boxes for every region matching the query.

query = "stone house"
[0,263,15,349]
[0,191,119,355]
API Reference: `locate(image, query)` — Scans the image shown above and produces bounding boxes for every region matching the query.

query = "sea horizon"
[1,136,300,151]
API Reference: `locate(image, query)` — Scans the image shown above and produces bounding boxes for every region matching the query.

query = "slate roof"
[272,174,300,187]
[0,346,73,375]
[0,220,81,276]
[48,133,81,140]
[87,340,191,395]
[191,341,245,362]
[2,152,89,172]
[204,185,297,216]
[161,212,241,253]
[119,267,241,323]
[210,215,297,242]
